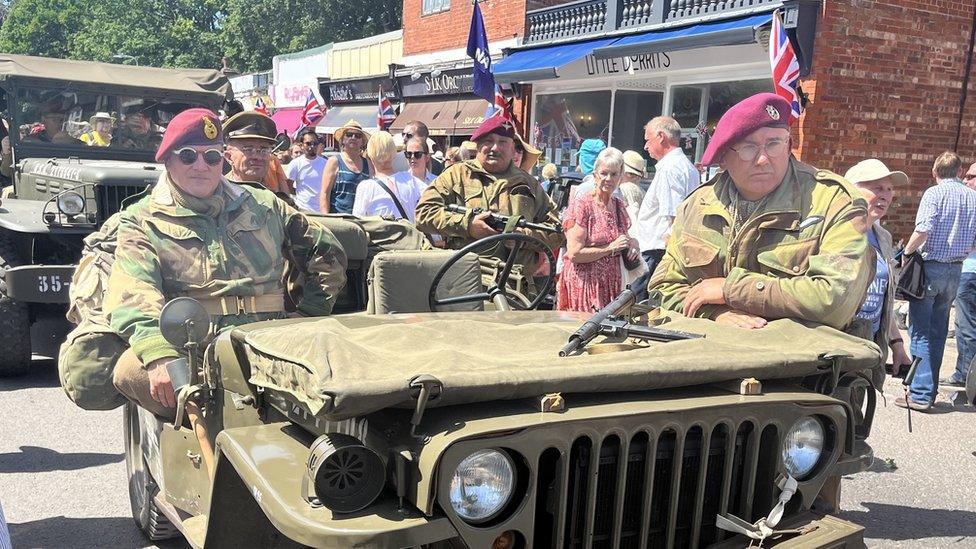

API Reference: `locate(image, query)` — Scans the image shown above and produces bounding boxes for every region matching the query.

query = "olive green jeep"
[0,53,231,375]
[119,222,879,549]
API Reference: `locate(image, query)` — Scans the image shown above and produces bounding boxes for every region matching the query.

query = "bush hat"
[844,158,909,187]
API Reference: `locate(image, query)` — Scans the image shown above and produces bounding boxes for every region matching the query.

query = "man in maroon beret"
[415,115,563,253]
[105,107,347,419]
[648,92,872,331]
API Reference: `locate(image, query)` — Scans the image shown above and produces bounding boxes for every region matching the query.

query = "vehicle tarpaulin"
[0,53,232,99]
[238,312,882,420]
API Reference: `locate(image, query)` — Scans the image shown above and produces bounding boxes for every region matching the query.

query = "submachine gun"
[559,289,703,357]
[445,204,561,234]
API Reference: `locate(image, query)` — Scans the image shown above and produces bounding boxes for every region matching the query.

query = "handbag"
[619,253,648,291]
[895,251,926,300]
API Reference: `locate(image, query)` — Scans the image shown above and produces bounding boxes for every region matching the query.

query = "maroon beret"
[700,93,790,166]
[155,108,224,163]
[471,115,516,142]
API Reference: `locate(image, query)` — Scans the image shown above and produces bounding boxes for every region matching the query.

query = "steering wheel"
[428,232,557,311]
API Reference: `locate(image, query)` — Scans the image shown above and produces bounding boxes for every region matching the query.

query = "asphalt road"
[1,344,974,548]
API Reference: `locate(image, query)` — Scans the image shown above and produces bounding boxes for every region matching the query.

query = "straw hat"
[844,158,909,187]
[334,119,371,142]
[89,111,116,126]
[622,150,647,178]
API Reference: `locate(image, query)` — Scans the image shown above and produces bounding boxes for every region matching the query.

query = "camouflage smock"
[414,159,565,251]
[648,158,873,330]
[106,176,347,365]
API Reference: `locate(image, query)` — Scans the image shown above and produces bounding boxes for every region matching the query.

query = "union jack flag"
[484,86,511,120]
[253,96,269,116]
[377,86,396,130]
[769,10,801,124]
[301,90,324,126]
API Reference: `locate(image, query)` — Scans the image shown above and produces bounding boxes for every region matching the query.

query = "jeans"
[631,249,666,302]
[908,261,962,404]
[952,271,976,383]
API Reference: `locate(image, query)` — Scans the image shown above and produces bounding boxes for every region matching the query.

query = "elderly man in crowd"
[899,152,976,411]
[222,111,293,202]
[106,108,347,418]
[415,116,564,254]
[632,116,701,301]
[649,93,872,330]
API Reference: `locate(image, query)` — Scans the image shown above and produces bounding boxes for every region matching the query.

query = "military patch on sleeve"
[203,117,218,140]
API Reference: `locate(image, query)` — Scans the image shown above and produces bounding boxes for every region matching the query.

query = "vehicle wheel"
[0,233,30,376]
[124,403,179,541]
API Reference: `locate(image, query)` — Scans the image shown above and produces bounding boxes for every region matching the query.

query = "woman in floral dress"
[558,147,640,312]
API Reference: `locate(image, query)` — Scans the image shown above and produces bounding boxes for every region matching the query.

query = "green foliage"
[0,0,403,72]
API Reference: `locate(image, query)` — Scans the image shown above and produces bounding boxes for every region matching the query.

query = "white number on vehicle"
[37,275,66,293]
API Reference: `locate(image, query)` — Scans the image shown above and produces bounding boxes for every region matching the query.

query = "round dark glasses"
[175,147,223,166]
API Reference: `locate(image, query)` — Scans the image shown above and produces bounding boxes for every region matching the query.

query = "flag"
[466,1,495,103]
[301,90,324,126]
[377,86,396,130]
[254,97,269,116]
[484,86,511,120]
[769,10,802,123]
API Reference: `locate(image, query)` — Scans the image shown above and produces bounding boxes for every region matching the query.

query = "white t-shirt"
[636,148,701,251]
[352,171,434,222]
[287,155,328,212]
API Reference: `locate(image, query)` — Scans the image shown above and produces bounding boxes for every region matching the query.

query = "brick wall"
[796,0,976,240]
[403,0,528,56]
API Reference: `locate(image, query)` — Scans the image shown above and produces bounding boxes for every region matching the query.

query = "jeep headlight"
[782,416,825,479]
[57,191,85,216]
[449,449,515,523]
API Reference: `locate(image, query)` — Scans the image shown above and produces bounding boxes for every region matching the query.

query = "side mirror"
[273,132,291,153]
[159,297,210,348]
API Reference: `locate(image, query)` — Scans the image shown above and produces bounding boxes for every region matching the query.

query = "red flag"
[377,86,396,130]
[769,10,802,123]
[301,90,324,125]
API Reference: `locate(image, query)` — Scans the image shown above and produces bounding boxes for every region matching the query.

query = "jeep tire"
[124,403,179,541]
[0,233,30,376]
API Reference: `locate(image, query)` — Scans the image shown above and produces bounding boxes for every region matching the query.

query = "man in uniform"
[222,110,293,203]
[415,116,564,253]
[648,93,872,330]
[115,107,160,150]
[106,108,347,418]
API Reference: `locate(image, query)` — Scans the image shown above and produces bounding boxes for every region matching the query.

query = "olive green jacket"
[649,158,873,330]
[414,159,565,251]
[106,176,347,365]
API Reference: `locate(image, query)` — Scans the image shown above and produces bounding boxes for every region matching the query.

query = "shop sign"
[559,43,765,80]
[398,68,475,98]
[323,76,396,105]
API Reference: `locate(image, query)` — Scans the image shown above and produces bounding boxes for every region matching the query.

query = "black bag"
[896,251,926,300]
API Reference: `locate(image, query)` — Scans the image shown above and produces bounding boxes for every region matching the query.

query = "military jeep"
[119,222,880,549]
[0,53,230,375]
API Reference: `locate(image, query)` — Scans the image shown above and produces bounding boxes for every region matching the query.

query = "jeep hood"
[235,311,882,420]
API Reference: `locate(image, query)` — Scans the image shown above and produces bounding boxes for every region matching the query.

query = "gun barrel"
[559,290,636,357]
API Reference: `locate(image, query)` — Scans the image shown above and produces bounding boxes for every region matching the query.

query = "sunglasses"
[402,132,414,140]
[302,140,319,146]
[345,132,364,139]
[404,151,427,159]
[175,148,223,166]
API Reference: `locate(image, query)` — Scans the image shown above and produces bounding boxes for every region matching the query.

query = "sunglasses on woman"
[404,151,427,159]
[175,147,223,166]
[345,132,364,139]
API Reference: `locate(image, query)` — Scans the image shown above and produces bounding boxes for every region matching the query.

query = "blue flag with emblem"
[466,1,495,103]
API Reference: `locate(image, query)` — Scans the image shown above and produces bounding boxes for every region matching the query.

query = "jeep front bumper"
[710,512,866,548]
[4,264,74,303]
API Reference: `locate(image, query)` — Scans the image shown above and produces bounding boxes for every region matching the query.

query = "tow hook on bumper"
[4,265,74,303]
[717,475,800,542]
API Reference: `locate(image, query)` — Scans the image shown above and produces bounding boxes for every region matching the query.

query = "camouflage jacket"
[106,176,347,365]
[415,159,565,251]
[648,158,873,330]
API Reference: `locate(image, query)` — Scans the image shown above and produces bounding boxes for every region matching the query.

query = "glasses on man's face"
[233,145,273,156]
[402,132,414,141]
[302,141,319,147]
[404,151,427,159]
[175,147,223,166]
[345,132,363,140]
[728,138,789,163]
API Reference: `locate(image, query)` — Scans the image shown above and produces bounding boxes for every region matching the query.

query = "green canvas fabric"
[240,312,883,420]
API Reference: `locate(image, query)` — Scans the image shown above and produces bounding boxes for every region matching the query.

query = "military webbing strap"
[197,294,285,316]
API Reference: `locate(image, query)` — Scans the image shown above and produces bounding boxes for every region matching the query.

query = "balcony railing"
[525,0,780,44]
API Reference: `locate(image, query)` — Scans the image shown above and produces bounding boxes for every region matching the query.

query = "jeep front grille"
[95,184,147,221]
[535,421,780,549]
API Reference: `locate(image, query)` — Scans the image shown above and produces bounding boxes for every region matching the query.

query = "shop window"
[668,79,772,162]
[705,80,772,128]
[534,90,611,171]
[422,0,450,15]
[611,89,663,169]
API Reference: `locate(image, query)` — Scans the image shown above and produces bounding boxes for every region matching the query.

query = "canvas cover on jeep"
[238,312,883,420]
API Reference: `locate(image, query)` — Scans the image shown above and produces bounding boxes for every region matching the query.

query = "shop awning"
[315,105,380,134]
[494,37,617,84]
[271,107,306,135]
[591,13,772,59]
[389,98,492,136]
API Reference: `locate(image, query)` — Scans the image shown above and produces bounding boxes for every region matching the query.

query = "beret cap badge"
[203,117,218,139]
[766,104,780,121]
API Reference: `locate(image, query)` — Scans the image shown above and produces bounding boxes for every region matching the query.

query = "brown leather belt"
[197,294,285,316]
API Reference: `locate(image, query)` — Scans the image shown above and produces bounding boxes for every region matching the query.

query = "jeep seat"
[366,249,483,314]
[307,216,369,313]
